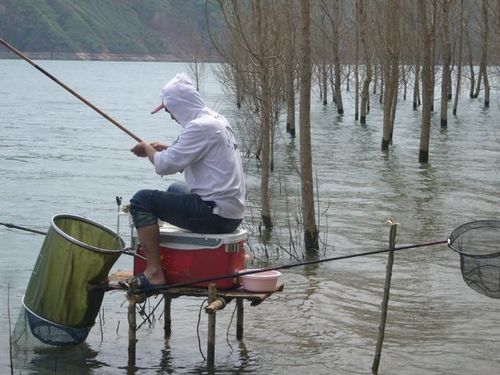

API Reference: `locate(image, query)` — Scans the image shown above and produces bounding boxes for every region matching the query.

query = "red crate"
[133,224,248,289]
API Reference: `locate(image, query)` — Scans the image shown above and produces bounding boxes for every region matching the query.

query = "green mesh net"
[16,214,124,346]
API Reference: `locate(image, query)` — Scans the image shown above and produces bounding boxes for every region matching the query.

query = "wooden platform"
[103,271,284,368]
[105,280,284,305]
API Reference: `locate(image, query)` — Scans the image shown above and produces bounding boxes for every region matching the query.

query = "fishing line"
[0,38,143,142]
[226,304,237,353]
[135,297,162,330]
[196,299,208,361]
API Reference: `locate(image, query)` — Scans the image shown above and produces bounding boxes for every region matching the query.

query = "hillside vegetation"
[0,0,218,60]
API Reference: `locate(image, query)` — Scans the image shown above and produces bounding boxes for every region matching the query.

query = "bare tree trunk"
[498,0,500,34]
[235,72,243,108]
[299,0,319,253]
[321,63,328,105]
[413,62,421,110]
[430,1,437,113]
[358,0,372,124]
[479,0,490,107]
[440,0,451,127]
[483,65,490,108]
[354,7,360,122]
[471,0,490,107]
[254,1,273,229]
[329,64,336,103]
[418,0,433,163]
[465,1,475,98]
[332,0,344,114]
[286,68,296,136]
[381,0,400,151]
[346,64,351,91]
[285,0,296,136]
[379,63,384,104]
[334,50,344,115]
[453,0,464,116]
[401,65,407,100]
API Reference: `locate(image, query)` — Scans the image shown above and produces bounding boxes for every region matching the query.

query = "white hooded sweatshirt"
[153,73,246,220]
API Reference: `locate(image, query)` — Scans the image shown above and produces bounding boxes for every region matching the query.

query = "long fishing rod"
[0,38,143,142]
[0,221,448,291]
[0,222,47,235]
[125,238,449,293]
[0,220,448,289]
[0,221,147,263]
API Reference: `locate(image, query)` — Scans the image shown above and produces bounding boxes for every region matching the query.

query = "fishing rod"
[133,238,448,293]
[0,38,143,143]
[0,222,47,235]
[0,220,146,259]
[0,220,448,289]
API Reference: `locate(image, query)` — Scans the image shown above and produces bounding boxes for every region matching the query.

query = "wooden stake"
[8,284,14,375]
[128,298,137,367]
[236,298,244,340]
[164,295,172,337]
[207,283,217,368]
[372,219,398,374]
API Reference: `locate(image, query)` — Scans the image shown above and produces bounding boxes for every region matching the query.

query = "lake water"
[0,59,499,374]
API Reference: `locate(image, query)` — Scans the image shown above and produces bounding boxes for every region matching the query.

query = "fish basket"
[22,214,124,345]
[448,220,500,299]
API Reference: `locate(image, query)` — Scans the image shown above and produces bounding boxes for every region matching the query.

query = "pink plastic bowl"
[239,270,281,292]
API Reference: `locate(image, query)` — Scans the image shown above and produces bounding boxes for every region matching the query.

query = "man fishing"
[128,73,246,290]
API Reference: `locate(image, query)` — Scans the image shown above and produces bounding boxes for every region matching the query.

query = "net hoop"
[447,220,500,257]
[51,214,125,254]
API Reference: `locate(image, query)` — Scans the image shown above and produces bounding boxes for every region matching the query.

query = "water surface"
[0,59,499,374]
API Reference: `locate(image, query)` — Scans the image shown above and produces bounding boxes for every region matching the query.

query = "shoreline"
[0,51,218,63]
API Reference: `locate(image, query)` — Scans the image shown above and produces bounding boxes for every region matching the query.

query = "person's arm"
[153,123,207,175]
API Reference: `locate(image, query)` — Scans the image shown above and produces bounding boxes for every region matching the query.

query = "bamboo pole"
[372,219,398,374]
[207,283,217,368]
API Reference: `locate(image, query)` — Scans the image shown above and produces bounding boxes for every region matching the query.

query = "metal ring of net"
[448,220,500,299]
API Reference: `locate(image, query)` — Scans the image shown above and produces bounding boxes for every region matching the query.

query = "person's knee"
[130,190,158,228]
[167,181,188,194]
[130,190,153,211]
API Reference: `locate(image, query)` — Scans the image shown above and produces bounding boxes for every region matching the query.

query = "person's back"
[151,75,245,220]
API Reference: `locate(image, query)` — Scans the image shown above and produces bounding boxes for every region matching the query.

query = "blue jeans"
[130,182,242,234]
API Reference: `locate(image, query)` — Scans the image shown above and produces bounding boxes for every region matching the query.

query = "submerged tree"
[380,0,400,151]
[418,0,435,163]
[440,0,452,127]
[299,0,319,253]
[283,0,298,136]
[210,1,286,230]
[453,0,465,116]
[473,0,490,107]
[358,0,372,124]
[320,0,344,115]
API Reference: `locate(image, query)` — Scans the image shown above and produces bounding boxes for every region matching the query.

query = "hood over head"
[151,73,207,126]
